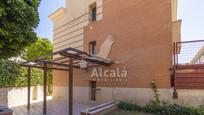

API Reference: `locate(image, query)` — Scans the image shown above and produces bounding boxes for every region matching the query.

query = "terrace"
[18,47,113,115]
[11,100,87,115]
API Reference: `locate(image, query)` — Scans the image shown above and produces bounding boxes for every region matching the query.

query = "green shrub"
[0,59,20,87]
[118,81,204,115]
[118,102,142,111]
[118,102,204,115]
[150,80,160,105]
[0,59,53,94]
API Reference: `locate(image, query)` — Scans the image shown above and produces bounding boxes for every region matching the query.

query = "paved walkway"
[11,100,89,115]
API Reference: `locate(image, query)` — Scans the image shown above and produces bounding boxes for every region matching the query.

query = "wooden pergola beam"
[37,47,72,60]
[43,63,47,114]
[27,67,31,110]
[67,47,91,56]
[69,58,73,115]
[60,52,111,66]
[52,56,67,61]
[21,64,69,71]
[36,60,69,67]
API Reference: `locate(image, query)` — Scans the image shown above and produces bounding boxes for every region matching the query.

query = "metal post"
[69,58,73,115]
[173,43,178,99]
[27,67,31,109]
[176,42,179,65]
[43,63,47,114]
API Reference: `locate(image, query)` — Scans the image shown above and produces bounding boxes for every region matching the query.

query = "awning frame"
[20,47,113,115]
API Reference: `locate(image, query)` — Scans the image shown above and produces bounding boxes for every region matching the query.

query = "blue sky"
[36,0,204,42]
[178,0,204,41]
[35,0,65,40]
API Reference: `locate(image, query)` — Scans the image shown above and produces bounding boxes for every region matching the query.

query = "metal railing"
[172,40,204,98]
[173,40,204,65]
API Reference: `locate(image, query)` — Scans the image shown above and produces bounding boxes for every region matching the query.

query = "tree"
[23,38,53,94]
[0,38,53,88]
[24,38,53,60]
[0,0,41,58]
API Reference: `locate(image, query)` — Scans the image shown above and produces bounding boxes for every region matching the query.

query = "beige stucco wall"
[172,20,182,43]
[0,88,8,107]
[53,86,204,107]
[0,86,43,107]
[171,0,178,21]
[51,0,103,52]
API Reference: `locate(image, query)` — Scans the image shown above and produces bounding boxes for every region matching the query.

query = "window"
[89,2,97,22]
[89,41,96,55]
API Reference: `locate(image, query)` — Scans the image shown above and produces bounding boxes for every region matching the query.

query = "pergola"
[20,47,113,115]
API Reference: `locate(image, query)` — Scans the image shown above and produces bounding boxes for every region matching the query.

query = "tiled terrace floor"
[11,100,89,115]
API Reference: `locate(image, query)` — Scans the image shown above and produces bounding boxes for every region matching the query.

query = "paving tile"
[11,100,88,115]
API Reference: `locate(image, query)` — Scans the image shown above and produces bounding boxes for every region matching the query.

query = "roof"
[21,47,114,71]
[48,7,66,21]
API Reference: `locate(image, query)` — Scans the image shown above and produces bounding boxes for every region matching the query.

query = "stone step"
[81,101,118,115]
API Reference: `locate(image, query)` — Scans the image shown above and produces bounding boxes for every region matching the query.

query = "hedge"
[118,101,204,115]
[118,80,204,115]
[0,59,52,94]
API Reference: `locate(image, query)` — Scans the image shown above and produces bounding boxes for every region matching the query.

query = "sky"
[35,0,65,41]
[36,0,204,42]
[178,0,204,41]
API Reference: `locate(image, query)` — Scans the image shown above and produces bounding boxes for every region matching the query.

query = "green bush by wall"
[118,101,204,115]
[0,59,52,94]
[118,80,204,115]
[0,59,20,87]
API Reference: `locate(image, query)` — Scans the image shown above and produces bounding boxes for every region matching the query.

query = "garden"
[0,38,53,94]
[106,81,204,115]
[0,1,50,90]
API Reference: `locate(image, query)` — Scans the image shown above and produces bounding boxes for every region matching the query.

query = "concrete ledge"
[81,101,118,115]
[0,86,43,107]
[0,106,13,115]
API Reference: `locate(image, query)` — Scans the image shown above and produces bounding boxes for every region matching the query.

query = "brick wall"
[73,0,173,88]
[53,0,173,88]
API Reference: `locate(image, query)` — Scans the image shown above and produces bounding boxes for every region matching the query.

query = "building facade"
[48,0,199,106]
